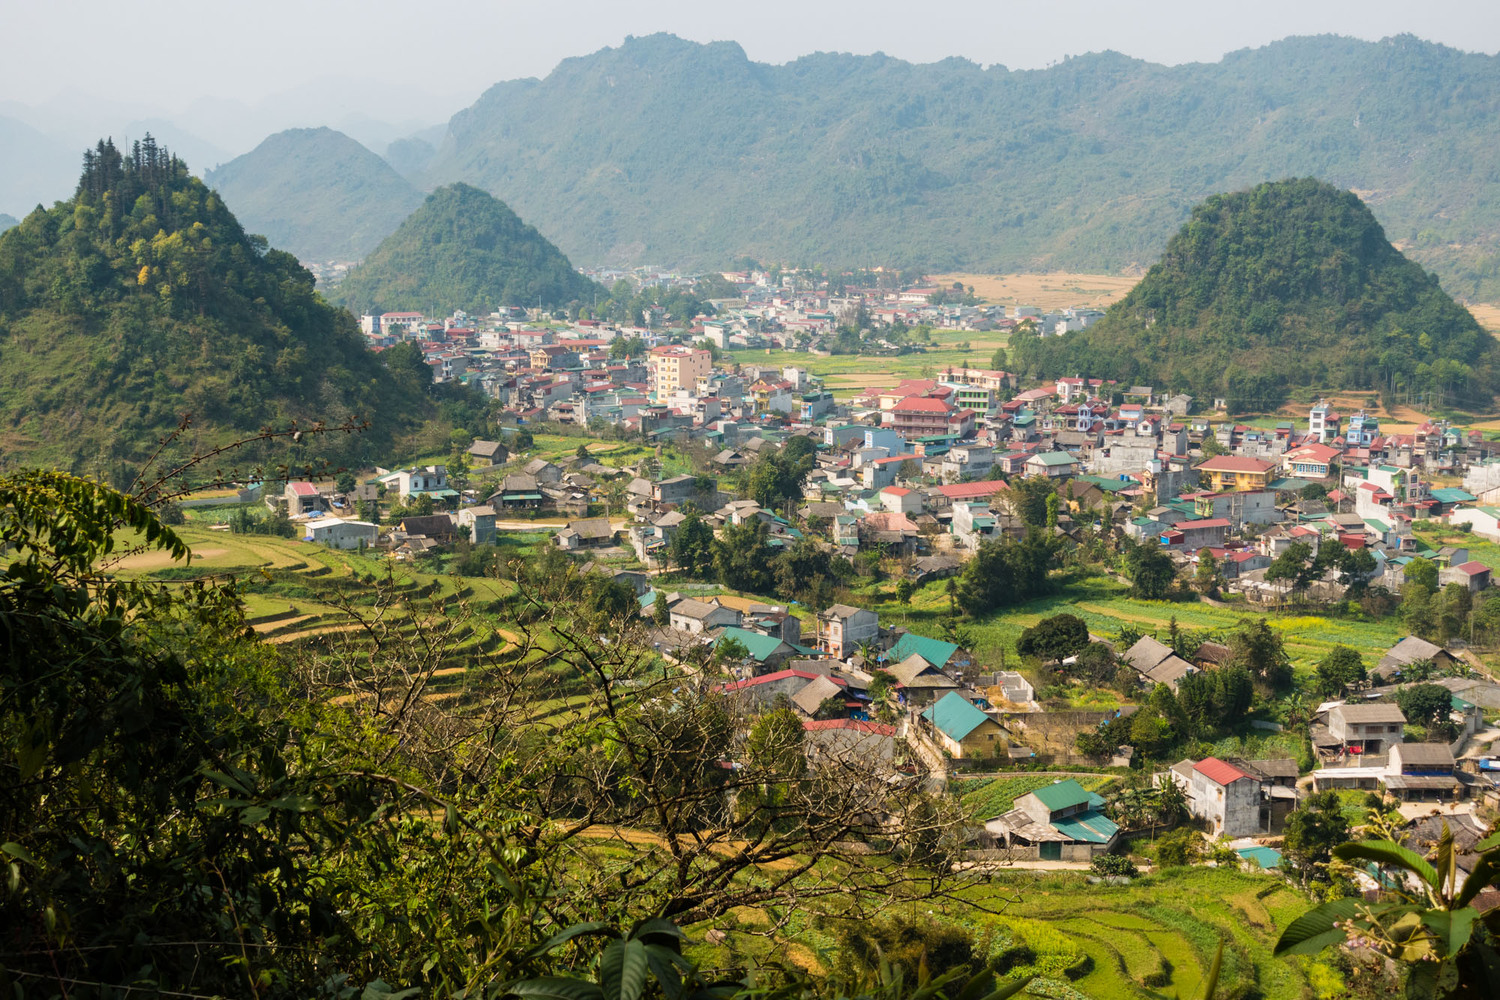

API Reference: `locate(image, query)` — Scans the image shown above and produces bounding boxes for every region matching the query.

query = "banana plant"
[1274,825,1500,998]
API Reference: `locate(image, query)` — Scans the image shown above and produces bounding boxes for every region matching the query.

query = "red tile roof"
[1454,561,1490,575]
[936,480,1008,499]
[719,669,839,692]
[1193,757,1254,786]
[892,396,954,413]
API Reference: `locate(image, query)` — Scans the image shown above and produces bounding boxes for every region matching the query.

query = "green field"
[861,575,1407,677]
[725,329,1007,398]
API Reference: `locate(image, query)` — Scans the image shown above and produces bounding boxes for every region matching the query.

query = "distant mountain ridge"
[1011,178,1497,412]
[0,214,16,233]
[330,183,604,316]
[399,32,1500,298]
[205,128,424,262]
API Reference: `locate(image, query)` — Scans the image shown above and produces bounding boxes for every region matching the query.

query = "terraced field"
[957,868,1333,999]
[111,524,591,714]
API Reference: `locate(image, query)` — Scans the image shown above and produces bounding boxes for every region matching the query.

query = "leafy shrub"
[1090,853,1139,878]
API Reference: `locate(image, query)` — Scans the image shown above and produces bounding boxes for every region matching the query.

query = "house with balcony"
[817,604,879,659]
[1327,702,1406,755]
[1194,456,1276,492]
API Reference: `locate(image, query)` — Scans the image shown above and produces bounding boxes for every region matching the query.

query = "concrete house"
[555,517,619,550]
[669,598,741,635]
[818,604,879,660]
[1024,451,1079,479]
[802,719,896,763]
[456,504,498,545]
[1327,702,1406,755]
[922,691,1008,758]
[285,481,325,514]
[1383,743,1461,802]
[303,517,377,550]
[985,779,1120,861]
[1177,757,1263,838]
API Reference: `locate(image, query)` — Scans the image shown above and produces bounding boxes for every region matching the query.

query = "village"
[187,266,1500,888]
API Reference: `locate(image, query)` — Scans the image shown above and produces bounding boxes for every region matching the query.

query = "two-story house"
[1327,702,1406,755]
[818,604,879,659]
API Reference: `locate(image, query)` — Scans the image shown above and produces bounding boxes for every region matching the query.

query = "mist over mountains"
[8,32,1500,300]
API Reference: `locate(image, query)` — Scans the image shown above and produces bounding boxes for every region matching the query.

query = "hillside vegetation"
[0,137,434,474]
[400,33,1500,298]
[204,127,424,262]
[1010,178,1498,411]
[330,182,604,316]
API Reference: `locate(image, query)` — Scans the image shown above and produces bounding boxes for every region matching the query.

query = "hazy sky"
[7,0,1500,116]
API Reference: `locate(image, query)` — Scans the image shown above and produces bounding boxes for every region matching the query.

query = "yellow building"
[1194,455,1276,492]
[649,346,713,402]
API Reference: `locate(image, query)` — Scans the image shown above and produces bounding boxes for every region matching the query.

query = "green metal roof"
[1050,809,1119,844]
[1431,488,1476,503]
[1030,452,1077,466]
[921,691,996,742]
[886,633,958,668]
[712,627,788,662]
[1030,779,1095,812]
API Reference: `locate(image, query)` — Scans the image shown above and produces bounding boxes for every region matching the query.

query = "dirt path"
[113,546,227,571]
[252,613,316,634]
[265,623,365,644]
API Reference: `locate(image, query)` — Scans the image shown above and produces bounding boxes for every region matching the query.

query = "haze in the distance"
[3,0,1499,217]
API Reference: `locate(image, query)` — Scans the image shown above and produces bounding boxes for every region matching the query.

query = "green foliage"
[712,518,775,593]
[954,532,1061,616]
[1126,544,1177,600]
[668,510,716,577]
[330,183,605,315]
[1281,790,1352,882]
[1090,853,1139,878]
[1012,178,1498,409]
[204,127,424,261]
[1015,613,1090,664]
[1405,557,1440,595]
[746,447,814,512]
[1277,825,1500,997]
[0,137,431,470]
[1226,618,1294,693]
[1155,828,1203,868]
[1314,645,1367,698]
[1176,666,1254,734]
[1394,683,1453,727]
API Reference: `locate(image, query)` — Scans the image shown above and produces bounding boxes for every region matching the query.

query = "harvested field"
[930,272,1138,310]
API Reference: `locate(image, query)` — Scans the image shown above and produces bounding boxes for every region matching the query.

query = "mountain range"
[10,33,1500,303]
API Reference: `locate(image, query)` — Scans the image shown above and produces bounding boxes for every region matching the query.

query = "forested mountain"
[404,33,1500,298]
[330,183,604,316]
[204,127,424,262]
[1010,178,1497,412]
[0,137,438,474]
